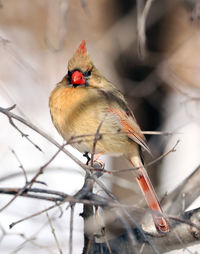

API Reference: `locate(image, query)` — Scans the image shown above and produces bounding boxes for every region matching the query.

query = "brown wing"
[109,107,150,153]
[98,88,150,153]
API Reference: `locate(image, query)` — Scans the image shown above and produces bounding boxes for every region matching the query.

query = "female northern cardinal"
[49,40,169,232]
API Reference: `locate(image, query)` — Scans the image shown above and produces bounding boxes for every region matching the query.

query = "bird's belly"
[67,114,135,155]
[50,86,134,154]
[62,115,129,154]
[70,130,132,155]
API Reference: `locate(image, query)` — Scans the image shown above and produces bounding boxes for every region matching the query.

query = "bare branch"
[164,164,200,215]
[90,114,107,167]
[47,212,63,254]
[138,208,200,254]
[88,208,200,254]
[1,178,200,252]
[69,205,74,254]
[1,105,43,152]
[137,0,154,58]
[0,105,90,170]
[147,140,180,167]
[0,144,65,212]
[106,140,179,174]
[28,143,66,189]
[11,149,28,183]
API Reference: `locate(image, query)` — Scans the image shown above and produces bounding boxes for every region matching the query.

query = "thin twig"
[3,105,42,152]
[164,164,200,215]
[0,144,65,212]
[47,212,63,254]
[9,201,63,229]
[10,149,28,183]
[168,215,200,231]
[142,130,180,136]
[8,172,100,229]
[28,143,66,189]
[90,114,107,167]
[137,0,154,58]
[0,166,79,183]
[102,227,113,254]
[107,140,180,174]
[69,205,75,254]
[0,105,92,171]
[0,187,148,212]
[147,140,180,167]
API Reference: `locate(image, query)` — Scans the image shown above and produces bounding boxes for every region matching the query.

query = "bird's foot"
[92,159,105,170]
[89,153,105,171]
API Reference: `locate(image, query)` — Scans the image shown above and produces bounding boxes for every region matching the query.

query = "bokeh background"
[1,0,200,253]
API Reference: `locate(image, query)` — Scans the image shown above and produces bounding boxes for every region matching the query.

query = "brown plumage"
[49,40,169,232]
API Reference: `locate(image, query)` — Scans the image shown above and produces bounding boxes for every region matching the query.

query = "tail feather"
[130,156,169,233]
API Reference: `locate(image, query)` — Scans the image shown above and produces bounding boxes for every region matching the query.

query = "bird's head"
[67,40,94,87]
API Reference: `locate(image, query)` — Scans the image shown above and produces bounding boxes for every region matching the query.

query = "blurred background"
[0,0,200,253]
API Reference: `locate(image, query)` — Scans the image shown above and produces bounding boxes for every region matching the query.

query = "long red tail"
[131,157,169,232]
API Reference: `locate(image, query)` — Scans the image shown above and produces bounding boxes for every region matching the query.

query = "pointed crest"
[76,40,87,55]
[68,39,93,72]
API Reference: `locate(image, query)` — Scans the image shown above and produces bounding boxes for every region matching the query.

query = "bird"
[49,40,169,233]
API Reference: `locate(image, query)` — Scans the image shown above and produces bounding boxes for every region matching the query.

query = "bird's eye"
[83,69,91,77]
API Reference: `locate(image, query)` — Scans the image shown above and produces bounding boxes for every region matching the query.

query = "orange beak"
[71,70,85,85]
